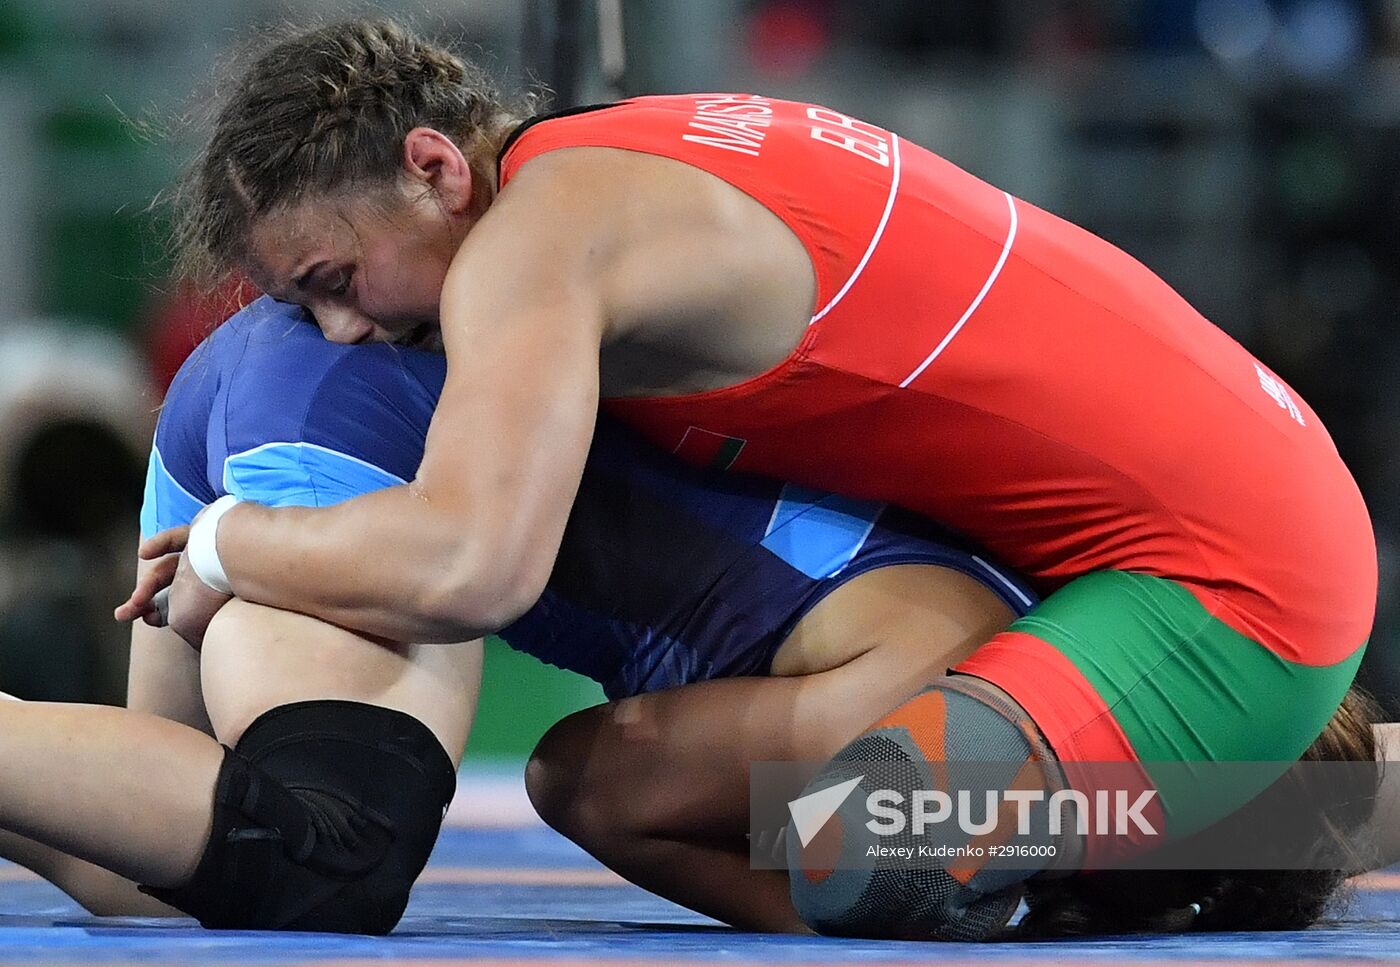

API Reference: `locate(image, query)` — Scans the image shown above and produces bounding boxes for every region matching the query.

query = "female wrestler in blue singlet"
[0,295,1035,931]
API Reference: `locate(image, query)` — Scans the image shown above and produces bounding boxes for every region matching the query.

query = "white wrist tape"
[187,494,240,595]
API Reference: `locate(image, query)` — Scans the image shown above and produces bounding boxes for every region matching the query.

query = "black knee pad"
[143,700,456,934]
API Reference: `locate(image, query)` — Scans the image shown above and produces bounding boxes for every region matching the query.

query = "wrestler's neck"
[471,163,501,222]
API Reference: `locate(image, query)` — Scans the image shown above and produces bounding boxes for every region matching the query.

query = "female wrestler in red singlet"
[125,19,1377,940]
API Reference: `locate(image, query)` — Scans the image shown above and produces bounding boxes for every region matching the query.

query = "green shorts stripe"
[1009,570,1366,836]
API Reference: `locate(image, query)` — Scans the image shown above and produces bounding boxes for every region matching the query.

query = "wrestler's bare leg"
[527,565,1014,931]
[0,600,478,915]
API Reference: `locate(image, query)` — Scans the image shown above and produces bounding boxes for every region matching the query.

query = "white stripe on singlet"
[899,191,1019,388]
[809,135,904,326]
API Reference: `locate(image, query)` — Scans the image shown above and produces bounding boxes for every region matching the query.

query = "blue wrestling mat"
[1,770,1398,965]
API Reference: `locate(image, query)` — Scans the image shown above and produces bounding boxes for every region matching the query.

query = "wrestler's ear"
[402,127,474,216]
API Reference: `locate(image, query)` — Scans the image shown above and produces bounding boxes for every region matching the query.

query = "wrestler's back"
[500,95,1376,655]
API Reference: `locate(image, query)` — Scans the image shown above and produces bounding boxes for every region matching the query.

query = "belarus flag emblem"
[672,426,747,471]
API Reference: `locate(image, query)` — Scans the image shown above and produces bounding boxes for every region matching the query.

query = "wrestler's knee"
[528,702,679,847]
[525,711,582,834]
[144,700,456,934]
[528,706,633,846]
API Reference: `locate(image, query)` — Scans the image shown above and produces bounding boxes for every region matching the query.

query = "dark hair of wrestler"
[169,18,532,289]
[1018,686,1381,937]
[167,16,1382,939]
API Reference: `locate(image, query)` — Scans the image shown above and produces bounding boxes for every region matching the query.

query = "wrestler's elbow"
[420,541,547,640]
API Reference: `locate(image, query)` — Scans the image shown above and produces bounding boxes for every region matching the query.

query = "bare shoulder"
[454,148,631,285]
[489,147,816,395]
[499,144,773,229]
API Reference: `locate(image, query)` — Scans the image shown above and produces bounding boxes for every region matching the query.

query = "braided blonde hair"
[170,18,533,287]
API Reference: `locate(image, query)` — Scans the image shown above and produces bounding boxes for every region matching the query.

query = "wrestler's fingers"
[114,555,180,622]
[138,525,191,561]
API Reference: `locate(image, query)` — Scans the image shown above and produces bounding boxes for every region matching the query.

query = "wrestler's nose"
[314,305,376,345]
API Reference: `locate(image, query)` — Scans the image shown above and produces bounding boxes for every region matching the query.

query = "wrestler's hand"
[158,549,233,649]
[115,520,233,648]
[114,525,188,623]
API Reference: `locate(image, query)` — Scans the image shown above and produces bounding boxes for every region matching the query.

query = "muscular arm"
[128,146,812,645]
[182,157,612,643]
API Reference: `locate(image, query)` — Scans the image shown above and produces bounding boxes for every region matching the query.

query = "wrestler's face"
[246,189,459,349]
[245,128,483,350]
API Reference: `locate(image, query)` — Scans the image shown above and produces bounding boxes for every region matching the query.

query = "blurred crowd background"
[0,0,1396,755]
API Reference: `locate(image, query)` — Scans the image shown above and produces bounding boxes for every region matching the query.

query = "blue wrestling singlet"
[143,297,1036,699]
